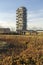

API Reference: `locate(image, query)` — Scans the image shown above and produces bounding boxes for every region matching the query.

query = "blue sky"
[0,0,43,30]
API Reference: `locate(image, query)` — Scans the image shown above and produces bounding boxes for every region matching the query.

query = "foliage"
[0,35,43,65]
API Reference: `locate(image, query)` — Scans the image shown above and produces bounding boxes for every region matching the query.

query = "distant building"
[24,30,37,35]
[0,28,10,33]
[36,30,43,32]
[16,7,27,33]
[36,30,43,35]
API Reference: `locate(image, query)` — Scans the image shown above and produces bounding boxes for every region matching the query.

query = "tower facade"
[16,7,27,33]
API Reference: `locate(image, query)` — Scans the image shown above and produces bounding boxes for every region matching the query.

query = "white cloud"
[0,9,43,31]
[0,11,16,31]
[27,10,43,30]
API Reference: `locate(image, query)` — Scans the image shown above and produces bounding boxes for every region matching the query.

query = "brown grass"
[0,34,43,65]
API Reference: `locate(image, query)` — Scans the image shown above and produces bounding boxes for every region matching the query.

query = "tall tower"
[16,7,27,33]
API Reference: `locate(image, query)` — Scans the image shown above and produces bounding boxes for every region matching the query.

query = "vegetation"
[0,34,43,65]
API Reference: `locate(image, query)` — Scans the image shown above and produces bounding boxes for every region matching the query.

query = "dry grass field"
[0,34,43,65]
